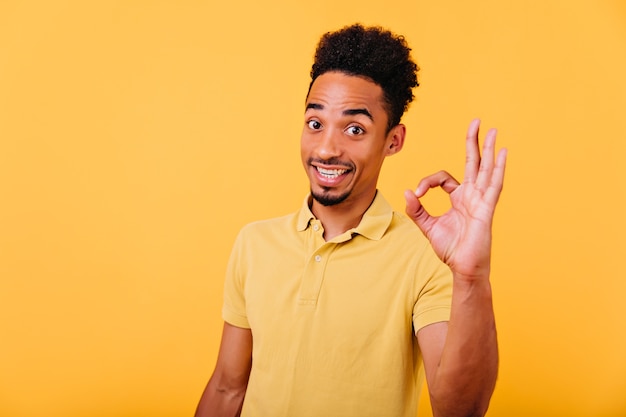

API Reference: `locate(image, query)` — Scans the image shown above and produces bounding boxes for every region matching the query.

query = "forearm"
[429,275,498,417]
[195,376,247,417]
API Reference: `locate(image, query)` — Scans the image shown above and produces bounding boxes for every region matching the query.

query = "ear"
[385,124,406,156]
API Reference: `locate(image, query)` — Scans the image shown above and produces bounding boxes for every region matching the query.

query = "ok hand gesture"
[404,119,507,281]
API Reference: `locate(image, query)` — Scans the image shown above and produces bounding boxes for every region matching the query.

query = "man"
[196,24,506,417]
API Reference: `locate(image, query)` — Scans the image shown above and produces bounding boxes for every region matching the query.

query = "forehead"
[306,71,385,113]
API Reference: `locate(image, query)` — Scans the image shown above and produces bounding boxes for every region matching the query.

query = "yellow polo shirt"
[223,192,452,417]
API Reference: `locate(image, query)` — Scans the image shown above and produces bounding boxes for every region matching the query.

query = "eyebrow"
[343,108,373,121]
[305,103,374,121]
[306,103,323,111]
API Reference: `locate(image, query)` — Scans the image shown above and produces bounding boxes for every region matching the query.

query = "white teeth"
[317,167,347,178]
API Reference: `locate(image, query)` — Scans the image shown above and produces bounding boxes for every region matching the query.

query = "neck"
[311,190,377,241]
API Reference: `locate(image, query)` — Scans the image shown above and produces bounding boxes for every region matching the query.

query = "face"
[301,71,405,208]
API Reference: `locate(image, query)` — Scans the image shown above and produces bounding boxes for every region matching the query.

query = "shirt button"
[313,224,319,231]
[314,255,321,262]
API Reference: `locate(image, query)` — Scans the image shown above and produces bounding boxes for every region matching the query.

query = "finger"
[484,147,508,205]
[414,170,460,197]
[464,119,481,183]
[475,128,497,191]
[404,189,436,236]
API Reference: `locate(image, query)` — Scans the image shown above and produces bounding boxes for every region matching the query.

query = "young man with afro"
[195,23,507,417]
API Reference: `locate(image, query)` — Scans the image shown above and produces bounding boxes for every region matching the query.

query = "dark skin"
[196,72,506,417]
[406,117,505,416]
[194,323,251,417]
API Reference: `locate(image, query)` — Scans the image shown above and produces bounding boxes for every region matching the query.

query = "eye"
[307,120,322,130]
[346,125,364,135]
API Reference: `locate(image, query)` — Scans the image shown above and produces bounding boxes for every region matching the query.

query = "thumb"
[404,189,433,235]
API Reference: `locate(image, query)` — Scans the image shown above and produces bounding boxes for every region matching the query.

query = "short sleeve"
[222,230,251,329]
[412,242,453,332]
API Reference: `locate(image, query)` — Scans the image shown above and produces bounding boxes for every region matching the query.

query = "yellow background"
[1,1,625,416]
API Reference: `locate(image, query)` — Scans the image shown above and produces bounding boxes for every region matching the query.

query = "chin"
[311,188,351,207]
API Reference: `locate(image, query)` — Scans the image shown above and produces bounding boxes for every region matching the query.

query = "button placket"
[298,243,335,306]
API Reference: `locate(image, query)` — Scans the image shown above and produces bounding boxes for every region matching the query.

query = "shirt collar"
[295,192,394,241]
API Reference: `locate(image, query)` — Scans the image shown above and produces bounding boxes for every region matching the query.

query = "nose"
[316,128,342,160]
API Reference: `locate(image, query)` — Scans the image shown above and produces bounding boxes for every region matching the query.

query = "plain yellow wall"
[1,1,625,416]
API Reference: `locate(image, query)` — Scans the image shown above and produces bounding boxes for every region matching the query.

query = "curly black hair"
[309,24,419,132]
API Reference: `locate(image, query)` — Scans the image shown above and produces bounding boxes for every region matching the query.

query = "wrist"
[452,271,493,294]
[451,265,491,282]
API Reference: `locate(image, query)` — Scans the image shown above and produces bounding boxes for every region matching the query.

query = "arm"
[404,119,506,417]
[195,322,253,417]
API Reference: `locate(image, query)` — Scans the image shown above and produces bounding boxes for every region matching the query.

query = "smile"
[316,167,348,178]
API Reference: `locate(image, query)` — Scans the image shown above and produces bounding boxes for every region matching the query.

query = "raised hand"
[404,119,507,281]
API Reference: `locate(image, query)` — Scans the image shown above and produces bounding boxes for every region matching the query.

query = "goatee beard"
[311,188,351,206]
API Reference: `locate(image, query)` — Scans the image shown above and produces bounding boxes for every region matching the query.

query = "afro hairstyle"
[309,24,419,131]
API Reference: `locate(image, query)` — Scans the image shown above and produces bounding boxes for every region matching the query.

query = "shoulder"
[382,210,449,278]
[227,212,303,274]
[386,210,430,248]
[238,212,296,236]
[232,211,300,252]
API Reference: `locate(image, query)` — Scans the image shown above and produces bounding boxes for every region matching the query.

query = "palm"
[405,120,507,280]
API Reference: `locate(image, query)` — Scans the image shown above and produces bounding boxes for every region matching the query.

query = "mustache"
[308,157,355,170]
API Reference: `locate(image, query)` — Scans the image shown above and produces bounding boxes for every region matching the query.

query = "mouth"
[316,166,349,179]
[307,158,354,187]
[310,162,353,188]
